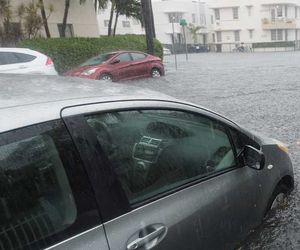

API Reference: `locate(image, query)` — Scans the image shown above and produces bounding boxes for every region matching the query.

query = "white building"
[8,0,99,38]
[210,0,300,52]
[97,2,144,36]
[97,0,213,46]
[152,0,212,45]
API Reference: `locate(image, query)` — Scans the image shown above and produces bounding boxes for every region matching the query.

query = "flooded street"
[129,52,300,249]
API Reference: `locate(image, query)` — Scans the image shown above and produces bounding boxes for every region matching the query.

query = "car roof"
[0,74,176,133]
[0,47,44,57]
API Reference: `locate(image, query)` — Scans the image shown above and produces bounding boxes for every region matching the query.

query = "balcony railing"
[261,18,296,29]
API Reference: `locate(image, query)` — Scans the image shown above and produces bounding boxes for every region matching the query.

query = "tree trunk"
[149,0,156,38]
[39,0,51,38]
[141,0,154,55]
[113,11,119,36]
[61,0,70,37]
[108,0,115,36]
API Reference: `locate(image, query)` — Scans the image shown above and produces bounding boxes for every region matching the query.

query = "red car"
[64,50,165,81]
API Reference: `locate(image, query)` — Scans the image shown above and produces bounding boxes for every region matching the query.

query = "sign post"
[180,19,188,61]
[171,17,178,70]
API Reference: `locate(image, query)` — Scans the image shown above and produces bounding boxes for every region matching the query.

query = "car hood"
[64,65,103,76]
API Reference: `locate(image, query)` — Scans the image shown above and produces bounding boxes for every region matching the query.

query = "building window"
[200,14,206,25]
[192,13,196,23]
[215,9,220,20]
[247,6,252,16]
[295,7,298,18]
[211,15,214,24]
[249,29,253,39]
[271,29,283,40]
[168,12,183,23]
[122,21,131,28]
[234,30,240,41]
[233,7,239,19]
[57,24,74,37]
[271,30,277,40]
[277,5,283,17]
[104,20,109,27]
[285,30,288,41]
[277,29,283,40]
[216,31,222,42]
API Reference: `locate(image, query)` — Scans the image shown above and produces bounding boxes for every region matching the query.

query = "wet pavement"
[128,52,300,249]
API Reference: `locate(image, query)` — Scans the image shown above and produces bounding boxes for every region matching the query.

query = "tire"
[265,184,289,216]
[151,68,161,78]
[99,73,112,81]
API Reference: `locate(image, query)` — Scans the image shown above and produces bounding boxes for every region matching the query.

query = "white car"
[0,48,58,75]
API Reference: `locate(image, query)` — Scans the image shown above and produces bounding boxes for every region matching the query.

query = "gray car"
[0,75,294,250]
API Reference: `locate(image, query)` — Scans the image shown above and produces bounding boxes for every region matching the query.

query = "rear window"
[131,53,146,61]
[0,52,36,65]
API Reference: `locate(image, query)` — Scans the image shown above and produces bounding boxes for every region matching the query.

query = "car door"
[0,120,109,250]
[62,100,262,250]
[110,52,133,80]
[130,53,148,78]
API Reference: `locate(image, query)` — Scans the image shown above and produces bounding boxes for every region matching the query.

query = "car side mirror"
[110,58,120,64]
[243,145,265,170]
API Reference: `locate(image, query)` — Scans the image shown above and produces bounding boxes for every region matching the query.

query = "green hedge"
[252,41,295,49]
[18,35,163,74]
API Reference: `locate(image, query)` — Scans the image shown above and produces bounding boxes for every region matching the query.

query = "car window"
[0,121,100,250]
[0,52,19,65]
[13,52,36,63]
[80,53,116,67]
[115,53,132,62]
[131,53,146,61]
[84,109,236,205]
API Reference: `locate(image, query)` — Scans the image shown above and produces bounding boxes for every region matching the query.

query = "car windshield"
[80,53,116,67]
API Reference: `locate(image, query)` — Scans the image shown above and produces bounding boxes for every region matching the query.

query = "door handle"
[127,226,166,250]
[18,65,26,69]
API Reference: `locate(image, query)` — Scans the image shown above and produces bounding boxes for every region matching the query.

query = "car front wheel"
[151,68,161,78]
[100,73,112,81]
[265,184,289,216]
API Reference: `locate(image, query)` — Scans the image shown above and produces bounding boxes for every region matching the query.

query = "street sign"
[180,19,187,26]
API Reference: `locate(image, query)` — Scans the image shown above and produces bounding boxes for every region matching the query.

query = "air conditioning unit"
[216,20,220,25]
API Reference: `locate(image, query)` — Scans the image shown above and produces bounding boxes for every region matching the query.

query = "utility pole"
[141,0,155,55]
[171,17,178,70]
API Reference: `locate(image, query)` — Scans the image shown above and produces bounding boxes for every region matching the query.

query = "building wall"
[9,0,99,38]
[97,3,144,36]
[210,0,300,51]
[97,0,213,46]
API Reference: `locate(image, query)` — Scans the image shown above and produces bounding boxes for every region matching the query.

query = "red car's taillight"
[46,57,54,66]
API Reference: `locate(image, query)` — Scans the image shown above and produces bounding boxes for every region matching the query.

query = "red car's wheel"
[99,73,112,81]
[151,68,161,78]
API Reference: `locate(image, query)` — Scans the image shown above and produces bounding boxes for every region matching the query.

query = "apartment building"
[9,0,99,38]
[210,0,300,51]
[97,0,212,46]
[152,0,212,45]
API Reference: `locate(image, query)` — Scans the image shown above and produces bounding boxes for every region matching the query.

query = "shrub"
[252,41,295,49]
[18,35,163,74]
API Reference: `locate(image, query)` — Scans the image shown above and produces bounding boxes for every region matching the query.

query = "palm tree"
[61,0,108,37]
[187,23,203,44]
[39,0,51,38]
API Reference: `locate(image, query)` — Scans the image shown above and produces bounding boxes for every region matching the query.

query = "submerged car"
[0,75,294,250]
[64,50,165,81]
[0,48,58,75]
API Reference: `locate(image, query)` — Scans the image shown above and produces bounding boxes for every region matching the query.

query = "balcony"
[261,18,296,29]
